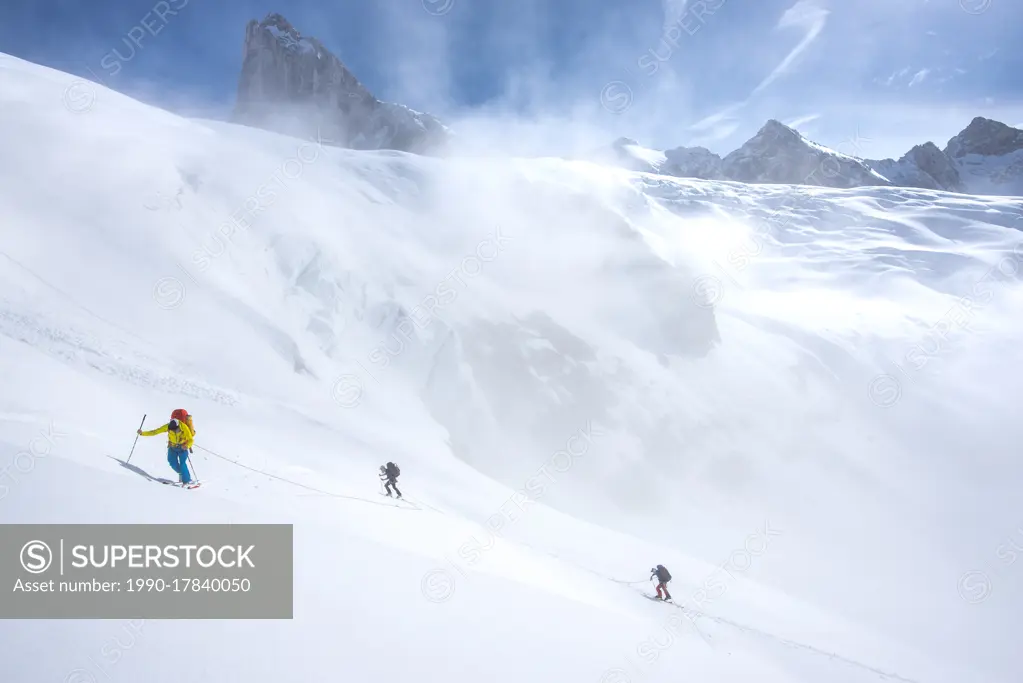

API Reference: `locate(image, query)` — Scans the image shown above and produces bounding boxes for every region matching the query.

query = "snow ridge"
[603,118,1023,196]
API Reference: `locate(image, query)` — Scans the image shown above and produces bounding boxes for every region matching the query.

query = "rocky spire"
[234,13,449,154]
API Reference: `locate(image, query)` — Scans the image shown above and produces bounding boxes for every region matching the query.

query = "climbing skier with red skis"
[137,408,199,488]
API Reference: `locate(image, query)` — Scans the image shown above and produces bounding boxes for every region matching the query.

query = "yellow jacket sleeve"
[140,422,193,449]
[140,424,169,437]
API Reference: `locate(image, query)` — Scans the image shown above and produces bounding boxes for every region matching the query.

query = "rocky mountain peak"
[901,141,964,191]
[913,141,941,155]
[262,12,294,31]
[944,116,1023,159]
[721,119,888,188]
[760,119,802,140]
[234,12,449,154]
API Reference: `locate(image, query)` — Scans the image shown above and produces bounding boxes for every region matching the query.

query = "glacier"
[1,51,1023,683]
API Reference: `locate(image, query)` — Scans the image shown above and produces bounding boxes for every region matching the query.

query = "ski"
[159,479,202,489]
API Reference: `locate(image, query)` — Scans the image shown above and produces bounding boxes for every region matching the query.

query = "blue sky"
[2,0,1021,159]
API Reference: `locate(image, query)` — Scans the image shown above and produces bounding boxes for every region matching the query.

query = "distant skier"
[650,564,673,601]
[138,417,195,485]
[379,462,401,499]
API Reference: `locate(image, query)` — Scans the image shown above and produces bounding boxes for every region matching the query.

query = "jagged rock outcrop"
[865,118,1023,195]
[663,146,726,180]
[904,142,965,191]
[234,13,449,154]
[868,142,965,192]
[945,117,1023,159]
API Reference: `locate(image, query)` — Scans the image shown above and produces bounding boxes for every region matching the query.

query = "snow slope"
[953,149,1023,196]
[2,52,1023,683]
[618,140,670,172]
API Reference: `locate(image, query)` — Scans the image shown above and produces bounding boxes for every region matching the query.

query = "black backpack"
[387,462,400,477]
[658,565,671,581]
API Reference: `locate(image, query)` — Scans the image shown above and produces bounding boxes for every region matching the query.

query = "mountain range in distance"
[235,12,1023,197]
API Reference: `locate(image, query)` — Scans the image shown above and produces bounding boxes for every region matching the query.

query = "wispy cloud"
[684,0,829,148]
[661,0,690,36]
[689,102,745,132]
[884,67,911,86]
[908,68,931,87]
[688,120,742,147]
[751,0,830,97]
[785,113,820,129]
[686,102,745,145]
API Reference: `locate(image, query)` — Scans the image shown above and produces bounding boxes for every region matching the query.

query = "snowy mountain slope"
[592,139,726,180]
[951,148,1023,196]
[598,120,891,190]
[2,52,1023,683]
[616,137,669,173]
[866,118,1023,196]
[587,137,670,174]
[868,142,965,192]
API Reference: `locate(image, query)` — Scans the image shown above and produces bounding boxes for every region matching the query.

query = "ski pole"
[186,451,199,481]
[127,414,146,464]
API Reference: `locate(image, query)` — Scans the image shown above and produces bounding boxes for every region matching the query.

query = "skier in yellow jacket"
[138,418,195,484]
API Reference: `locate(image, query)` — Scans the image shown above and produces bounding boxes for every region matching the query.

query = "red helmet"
[171,409,189,421]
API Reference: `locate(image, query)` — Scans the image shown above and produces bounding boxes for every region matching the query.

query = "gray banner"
[1,524,292,618]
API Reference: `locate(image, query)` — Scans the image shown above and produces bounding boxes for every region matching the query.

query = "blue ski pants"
[167,446,192,484]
